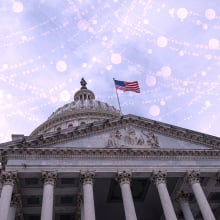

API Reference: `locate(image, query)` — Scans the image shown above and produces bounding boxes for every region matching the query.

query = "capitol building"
[1,78,220,220]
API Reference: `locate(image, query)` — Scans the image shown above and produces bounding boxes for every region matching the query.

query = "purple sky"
[0,0,220,142]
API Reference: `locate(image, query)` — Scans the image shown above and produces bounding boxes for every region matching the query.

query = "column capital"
[80,171,95,185]
[187,170,200,184]
[1,171,18,186]
[116,170,132,185]
[152,170,167,185]
[41,171,57,185]
[176,191,192,202]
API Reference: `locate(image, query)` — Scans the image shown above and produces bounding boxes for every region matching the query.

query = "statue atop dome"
[74,78,95,101]
[80,77,87,89]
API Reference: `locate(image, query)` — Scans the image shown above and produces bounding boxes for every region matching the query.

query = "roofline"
[1,114,220,149]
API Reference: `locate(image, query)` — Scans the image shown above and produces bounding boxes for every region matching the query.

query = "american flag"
[114,79,140,93]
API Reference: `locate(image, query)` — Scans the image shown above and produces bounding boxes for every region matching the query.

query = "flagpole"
[113,78,122,114]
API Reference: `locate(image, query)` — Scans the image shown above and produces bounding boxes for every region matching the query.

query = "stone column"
[152,170,177,220]
[80,171,96,220]
[41,171,57,220]
[0,171,17,220]
[176,191,194,220]
[7,193,20,220]
[187,170,215,220]
[7,206,16,220]
[116,171,137,220]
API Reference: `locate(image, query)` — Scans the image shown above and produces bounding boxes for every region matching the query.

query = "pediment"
[47,125,212,150]
[3,115,220,150]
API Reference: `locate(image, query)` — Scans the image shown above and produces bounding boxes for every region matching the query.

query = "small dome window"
[68,124,73,128]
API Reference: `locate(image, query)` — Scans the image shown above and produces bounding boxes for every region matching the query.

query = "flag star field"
[0,0,220,142]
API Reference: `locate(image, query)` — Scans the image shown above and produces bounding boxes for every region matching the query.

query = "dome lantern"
[74,78,95,101]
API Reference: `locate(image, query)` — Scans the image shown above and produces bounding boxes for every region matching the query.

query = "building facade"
[0,78,220,220]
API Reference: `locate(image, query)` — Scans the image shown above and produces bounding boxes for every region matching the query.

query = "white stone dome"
[31,78,121,135]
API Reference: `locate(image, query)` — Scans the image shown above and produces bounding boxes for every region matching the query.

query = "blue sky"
[0,0,220,142]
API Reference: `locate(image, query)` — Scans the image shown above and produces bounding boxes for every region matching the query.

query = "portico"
[1,146,220,220]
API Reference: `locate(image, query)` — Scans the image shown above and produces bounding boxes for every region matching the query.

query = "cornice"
[2,114,220,150]
[130,115,220,148]
[2,147,220,160]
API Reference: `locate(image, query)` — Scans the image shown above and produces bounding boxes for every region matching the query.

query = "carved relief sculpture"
[106,126,159,148]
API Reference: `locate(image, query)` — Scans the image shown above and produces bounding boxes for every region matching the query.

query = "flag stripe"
[114,79,140,93]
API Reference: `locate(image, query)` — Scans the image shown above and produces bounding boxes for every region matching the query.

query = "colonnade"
[0,170,216,220]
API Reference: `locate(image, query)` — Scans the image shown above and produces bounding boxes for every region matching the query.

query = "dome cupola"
[74,77,95,101]
[31,78,121,135]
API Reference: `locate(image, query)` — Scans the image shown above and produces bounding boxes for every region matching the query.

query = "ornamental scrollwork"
[41,171,57,185]
[176,191,192,202]
[152,170,167,185]
[80,170,95,185]
[106,126,159,148]
[1,171,18,185]
[116,170,132,185]
[187,170,200,184]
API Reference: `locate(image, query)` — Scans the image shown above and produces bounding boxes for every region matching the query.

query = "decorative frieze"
[152,170,167,185]
[1,171,17,185]
[3,147,220,161]
[80,171,95,185]
[41,171,57,185]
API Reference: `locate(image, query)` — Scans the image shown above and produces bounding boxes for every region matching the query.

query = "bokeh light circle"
[146,75,157,87]
[149,105,160,116]
[12,1,24,13]
[56,60,67,72]
[157,36,168,48]
[161,66,172,77]
[208,38,219,50]
[177,8,188,20]
[205,9,216,20]
[111,53,122,64]
[60,90,71,102]
[160,100,166,106]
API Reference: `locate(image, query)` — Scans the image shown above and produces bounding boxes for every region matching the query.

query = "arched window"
[56,127,61,132]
